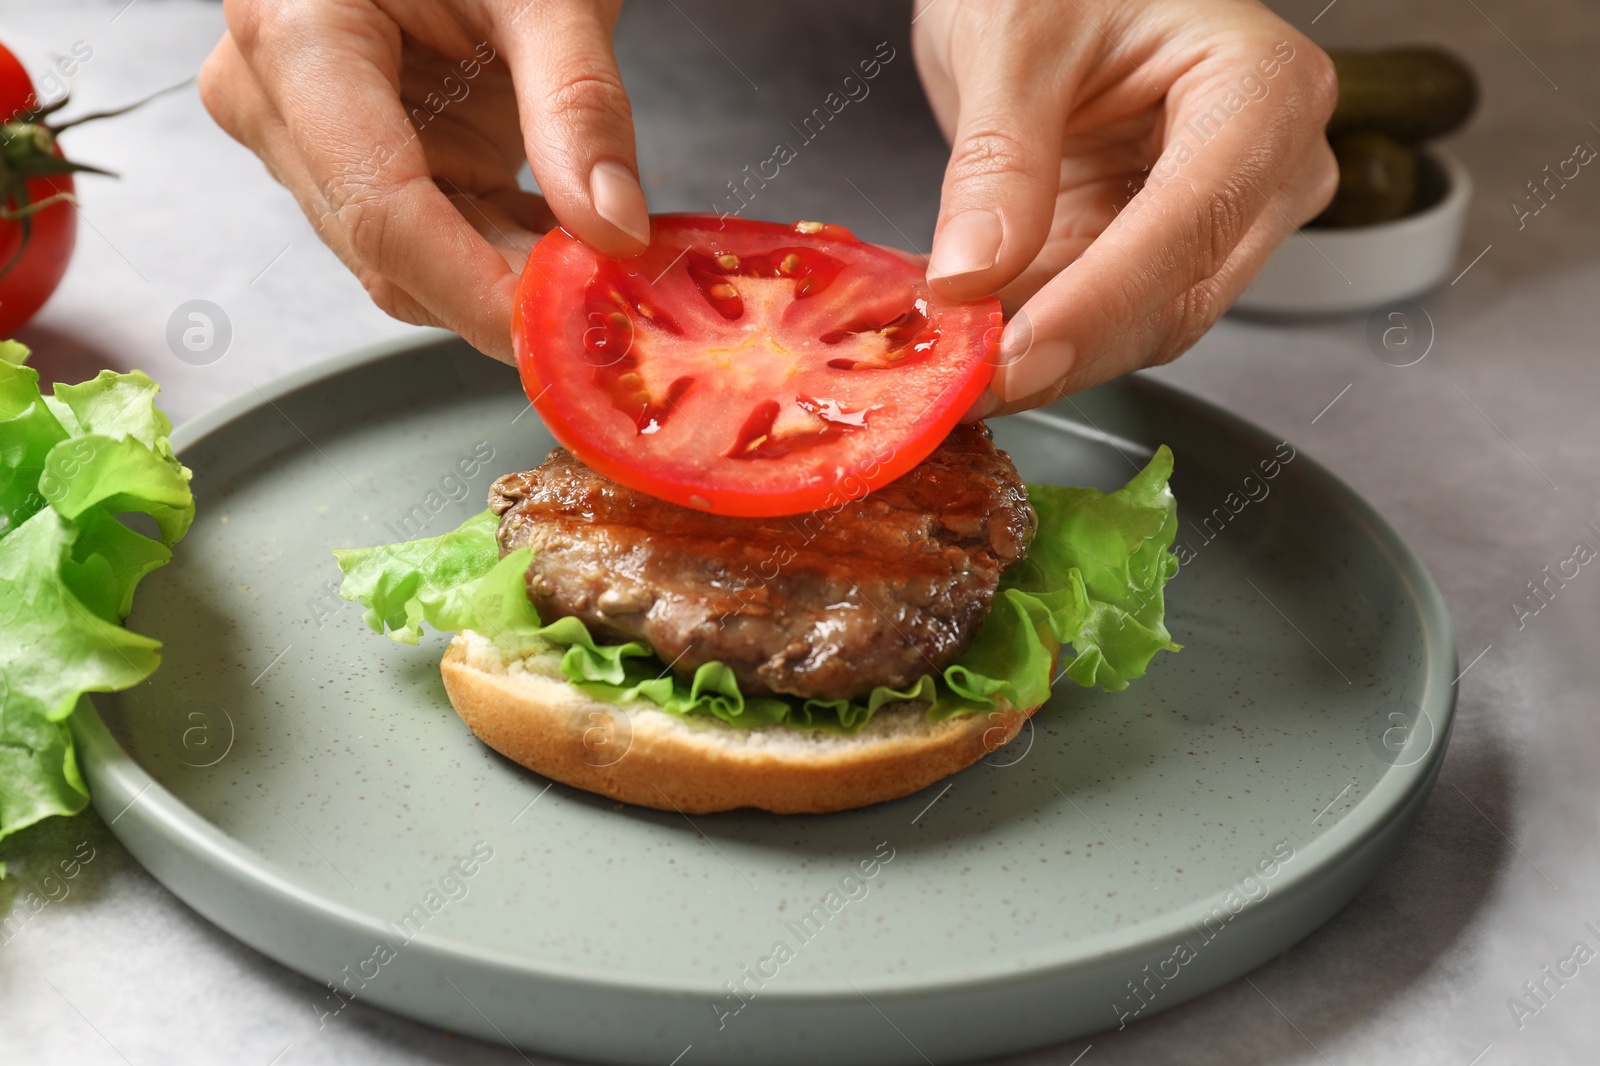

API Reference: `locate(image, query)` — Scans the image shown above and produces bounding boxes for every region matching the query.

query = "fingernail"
[589,160,650,245]
[928,209,1002,282]
[996,320,1072,404]
[996,308,1033,368]
[960,386,1000,423]
[495,229,537,271]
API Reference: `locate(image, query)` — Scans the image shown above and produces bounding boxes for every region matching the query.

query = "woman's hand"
[200,0,649,361]
[912,0,1339,417]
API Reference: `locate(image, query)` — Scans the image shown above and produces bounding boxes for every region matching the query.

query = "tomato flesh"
[513,214,1001,517]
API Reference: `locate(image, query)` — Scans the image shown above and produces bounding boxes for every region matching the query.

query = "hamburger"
[335,216,1180,814]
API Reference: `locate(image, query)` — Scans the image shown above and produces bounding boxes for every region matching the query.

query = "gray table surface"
[3,1,1598,1063]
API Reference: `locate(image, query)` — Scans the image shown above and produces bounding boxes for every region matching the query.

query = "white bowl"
[1232,147,1471,317]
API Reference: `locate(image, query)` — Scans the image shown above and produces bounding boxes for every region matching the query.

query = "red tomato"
[0,43,77,337]
[513,215,1001,517]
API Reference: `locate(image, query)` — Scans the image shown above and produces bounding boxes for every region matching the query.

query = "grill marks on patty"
[489,424,1035,701]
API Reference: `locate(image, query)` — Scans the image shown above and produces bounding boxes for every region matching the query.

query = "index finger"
[230,0,519,358]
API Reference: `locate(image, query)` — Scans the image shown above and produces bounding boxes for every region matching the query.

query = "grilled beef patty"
[489,424,1035,701]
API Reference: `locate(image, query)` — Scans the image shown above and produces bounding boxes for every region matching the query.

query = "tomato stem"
[0,205,34,283]
[48,76,193,131]
[0,189,77,221]
[15,92,71,123]
[0,76,190,286]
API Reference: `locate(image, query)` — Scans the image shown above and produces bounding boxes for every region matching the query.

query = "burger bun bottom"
[440,629,1040,814]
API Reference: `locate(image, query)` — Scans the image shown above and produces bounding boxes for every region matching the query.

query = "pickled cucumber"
[1315,133,1419,228]
[1329,47,1477,144]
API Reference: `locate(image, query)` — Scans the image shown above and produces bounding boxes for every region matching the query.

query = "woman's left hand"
[912,0,1339,417]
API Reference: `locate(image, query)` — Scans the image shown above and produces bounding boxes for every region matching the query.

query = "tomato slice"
[512,214,1001,517]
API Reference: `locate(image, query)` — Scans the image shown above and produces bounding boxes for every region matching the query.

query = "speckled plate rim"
[73,330,1458,1002]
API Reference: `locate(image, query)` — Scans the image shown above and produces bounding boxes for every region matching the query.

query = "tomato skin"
[514,215,1001,518]
[0,42,33,112]
[0,44,77,336]
[0,172,75,336]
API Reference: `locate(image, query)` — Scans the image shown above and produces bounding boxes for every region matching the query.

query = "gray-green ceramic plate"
[75,333,1456,1065]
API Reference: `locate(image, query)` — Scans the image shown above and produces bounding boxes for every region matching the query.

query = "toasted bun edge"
[439,631,1038,814]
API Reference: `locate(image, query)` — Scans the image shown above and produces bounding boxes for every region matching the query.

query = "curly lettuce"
[0,351,194,852]
[335,447,1180,732]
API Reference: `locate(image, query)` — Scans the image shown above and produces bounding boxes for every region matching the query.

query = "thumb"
[926,58,1068,300]
[498,1,649,256]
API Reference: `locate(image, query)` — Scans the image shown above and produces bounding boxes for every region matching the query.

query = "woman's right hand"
[200,0,650,361]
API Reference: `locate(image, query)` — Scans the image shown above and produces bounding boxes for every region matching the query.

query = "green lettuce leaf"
[1,358,68,537]
[0,360,194,848]
[337,446,1180,732]
[333,509,510,644]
